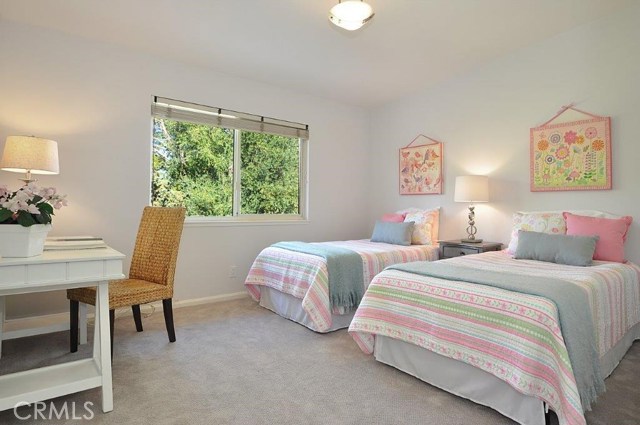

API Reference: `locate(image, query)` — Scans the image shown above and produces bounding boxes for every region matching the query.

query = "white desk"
[0,247,124,413]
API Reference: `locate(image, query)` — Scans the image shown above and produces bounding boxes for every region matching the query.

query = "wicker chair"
[67,206,186,356]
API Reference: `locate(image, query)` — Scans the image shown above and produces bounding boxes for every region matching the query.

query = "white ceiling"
[0,0,632,107]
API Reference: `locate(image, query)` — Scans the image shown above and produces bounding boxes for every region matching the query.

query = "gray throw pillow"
[514,230,599,266]
[371,221,415,246]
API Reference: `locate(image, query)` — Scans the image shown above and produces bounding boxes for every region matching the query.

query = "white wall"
[368,3,640,264]
[3,3,639,320]
[0,21,370,318]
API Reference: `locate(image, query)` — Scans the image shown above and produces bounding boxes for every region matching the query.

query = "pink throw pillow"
[381,213,406,223]
[563,212,632,263]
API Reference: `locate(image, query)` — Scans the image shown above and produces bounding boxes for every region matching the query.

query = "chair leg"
[109,309,115,359]
[132,305,143,332]
[70,300,79,353]
[79,303,88,345]
[162,299,176,343]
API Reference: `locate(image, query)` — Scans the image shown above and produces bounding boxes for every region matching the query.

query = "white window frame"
[151,96,309,226]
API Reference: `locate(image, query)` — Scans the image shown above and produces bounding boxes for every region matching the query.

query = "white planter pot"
[0,224,52,257]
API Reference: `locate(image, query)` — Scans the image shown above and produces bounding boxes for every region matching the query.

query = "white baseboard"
[171,292,249,309]
[1,292,249,341]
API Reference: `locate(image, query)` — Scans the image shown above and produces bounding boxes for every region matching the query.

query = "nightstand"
[439,240,503,259]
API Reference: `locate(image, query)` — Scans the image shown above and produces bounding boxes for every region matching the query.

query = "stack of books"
[44,236,108,251]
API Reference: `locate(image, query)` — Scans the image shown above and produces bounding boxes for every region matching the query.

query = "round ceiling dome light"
[329,0,375,31]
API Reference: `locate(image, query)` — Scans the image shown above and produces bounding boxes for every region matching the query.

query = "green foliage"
[0,209,12,223]
[240,132,299,214]
[17,210,36,226]
[151,118,300,216]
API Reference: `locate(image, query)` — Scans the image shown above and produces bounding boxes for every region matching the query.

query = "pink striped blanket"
[245,239,439,332]
[349,251,640,425]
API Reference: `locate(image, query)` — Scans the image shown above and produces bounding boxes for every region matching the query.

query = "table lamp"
[0,136,59,184]
[454,175,489,243]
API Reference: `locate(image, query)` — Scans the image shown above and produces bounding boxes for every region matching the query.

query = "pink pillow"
[563,212,632,263]
[381,213,406,223]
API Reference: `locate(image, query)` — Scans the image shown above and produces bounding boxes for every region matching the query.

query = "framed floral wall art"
[530,106,611,192]
[399,134,443,195]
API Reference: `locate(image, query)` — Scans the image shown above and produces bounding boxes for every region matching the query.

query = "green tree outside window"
[152,118,301,217]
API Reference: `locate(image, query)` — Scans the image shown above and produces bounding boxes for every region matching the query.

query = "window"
[151,97,309,222]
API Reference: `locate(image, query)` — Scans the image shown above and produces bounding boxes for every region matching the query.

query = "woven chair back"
[129,207,186,289]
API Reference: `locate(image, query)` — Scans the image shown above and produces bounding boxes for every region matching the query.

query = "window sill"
[184,216,310,228]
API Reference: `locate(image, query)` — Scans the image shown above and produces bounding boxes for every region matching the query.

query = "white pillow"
[507,212,565,254]
[398,207,440,245]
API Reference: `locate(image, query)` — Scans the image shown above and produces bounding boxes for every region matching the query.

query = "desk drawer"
[0,263,68,286]
[442,246,480,258]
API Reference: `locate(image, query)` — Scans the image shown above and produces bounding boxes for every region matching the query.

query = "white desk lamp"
[0,136,59,184]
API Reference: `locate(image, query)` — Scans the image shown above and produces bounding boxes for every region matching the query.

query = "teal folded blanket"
[273,241,364,310]
[388,261,603,411]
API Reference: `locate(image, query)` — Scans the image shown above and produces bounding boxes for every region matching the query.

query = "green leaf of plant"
[35,212,51,224]
[0,208,13,223]
[17,211,37,227]
[38,203,54,214]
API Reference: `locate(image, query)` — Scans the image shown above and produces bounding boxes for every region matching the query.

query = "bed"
[245,239,440,332]
[349,250,640,425]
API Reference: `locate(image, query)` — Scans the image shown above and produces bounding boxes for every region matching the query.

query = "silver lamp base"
[463,205,482,243]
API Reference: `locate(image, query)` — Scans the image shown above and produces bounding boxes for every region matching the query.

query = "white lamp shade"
[1,136,59,175]
[329,0,374,31]
[454,175,489,203]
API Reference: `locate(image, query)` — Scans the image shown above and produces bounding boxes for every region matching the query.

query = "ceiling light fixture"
[329,0,374,31]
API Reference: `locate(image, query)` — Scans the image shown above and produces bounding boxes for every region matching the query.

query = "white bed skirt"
[259,286,354,332]
[374,335,546,425]
[373,321,640,425]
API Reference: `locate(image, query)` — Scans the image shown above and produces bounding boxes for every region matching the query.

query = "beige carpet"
[0,297,638,424]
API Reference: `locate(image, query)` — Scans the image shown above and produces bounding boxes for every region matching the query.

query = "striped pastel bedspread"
[245,239,440,332]
[349,251,640,425]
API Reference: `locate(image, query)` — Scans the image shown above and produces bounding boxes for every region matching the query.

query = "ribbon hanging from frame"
[530,104,611,192]
[399,134,443,195]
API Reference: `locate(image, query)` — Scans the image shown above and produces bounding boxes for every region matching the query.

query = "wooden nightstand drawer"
[442,246,480,258]
[439,240,502,259]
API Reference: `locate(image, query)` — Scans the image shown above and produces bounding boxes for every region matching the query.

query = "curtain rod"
[153,96,308,130]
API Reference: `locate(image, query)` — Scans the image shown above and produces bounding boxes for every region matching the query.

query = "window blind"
[152,96,309,139]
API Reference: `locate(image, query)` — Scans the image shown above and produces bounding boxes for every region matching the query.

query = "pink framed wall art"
[530,106,611,192]
[399,134,443,195]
